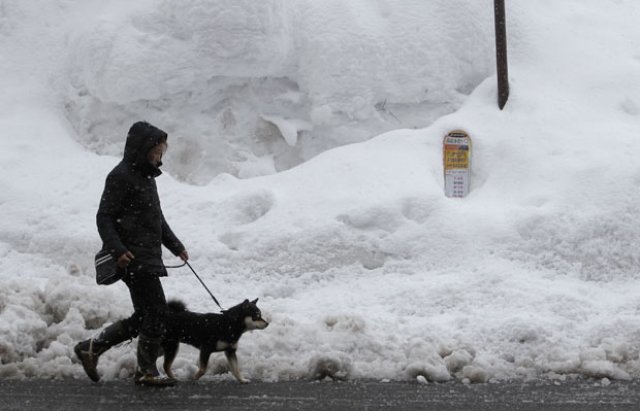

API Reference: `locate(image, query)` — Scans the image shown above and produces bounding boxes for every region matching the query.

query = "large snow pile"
[1,0,640,383]
[61,0,494,182]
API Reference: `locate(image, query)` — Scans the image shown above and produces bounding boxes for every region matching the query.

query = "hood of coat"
[123,121,168,177]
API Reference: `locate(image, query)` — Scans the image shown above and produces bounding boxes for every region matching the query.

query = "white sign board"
[443,130,471,198]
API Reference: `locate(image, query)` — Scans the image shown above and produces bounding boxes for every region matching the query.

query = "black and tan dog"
[162,299,268,382]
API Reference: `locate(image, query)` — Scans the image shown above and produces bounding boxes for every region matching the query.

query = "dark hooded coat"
[97,122,184,277]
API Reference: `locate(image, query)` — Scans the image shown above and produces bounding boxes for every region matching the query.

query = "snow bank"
[61,0,494,182]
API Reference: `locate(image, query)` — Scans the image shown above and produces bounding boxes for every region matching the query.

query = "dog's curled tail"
[167,299,187,312]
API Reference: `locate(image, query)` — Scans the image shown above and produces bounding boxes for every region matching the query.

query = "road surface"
[1,378,639,410]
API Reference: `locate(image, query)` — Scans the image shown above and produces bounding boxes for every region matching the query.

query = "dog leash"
[184,261,225,311]
[155,260,224,310]
[162,261,187,268]
[163,262,187,269]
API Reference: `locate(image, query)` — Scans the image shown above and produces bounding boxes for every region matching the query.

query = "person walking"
[74,121,188,387]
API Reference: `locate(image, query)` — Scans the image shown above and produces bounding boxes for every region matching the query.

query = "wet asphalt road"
[1,378,639,410]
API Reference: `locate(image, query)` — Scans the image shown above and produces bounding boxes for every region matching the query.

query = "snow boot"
[134,333,176,387]
[74,321,130,382]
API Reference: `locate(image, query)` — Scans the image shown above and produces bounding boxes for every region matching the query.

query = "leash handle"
[185,261,224,310]
[163,261,187,269]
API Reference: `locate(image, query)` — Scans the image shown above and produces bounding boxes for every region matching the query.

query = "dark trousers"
[121,269,168,340]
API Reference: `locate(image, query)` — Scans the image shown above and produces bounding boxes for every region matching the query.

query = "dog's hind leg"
[193,349,212,380]
[162,341,180,379]
[225,349,249,384]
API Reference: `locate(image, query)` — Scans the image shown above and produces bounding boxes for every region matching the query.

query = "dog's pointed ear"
[251,298,259,304]
[242,299,250,307]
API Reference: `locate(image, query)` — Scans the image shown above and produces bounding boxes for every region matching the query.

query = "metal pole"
[494,0,509,110]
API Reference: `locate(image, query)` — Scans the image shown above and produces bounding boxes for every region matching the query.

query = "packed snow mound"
[61,0,494,183]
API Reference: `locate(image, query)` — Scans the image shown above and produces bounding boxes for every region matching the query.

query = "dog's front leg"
[225,349,249,384]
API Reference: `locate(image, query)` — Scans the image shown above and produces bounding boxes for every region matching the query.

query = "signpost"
[494,0,509,109]
[443,130,472,198]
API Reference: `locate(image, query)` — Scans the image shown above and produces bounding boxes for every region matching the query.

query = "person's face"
[147,142,167,167]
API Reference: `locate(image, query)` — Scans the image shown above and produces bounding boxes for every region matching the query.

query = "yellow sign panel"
[444,148,469,170]
[443,130,471,198]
